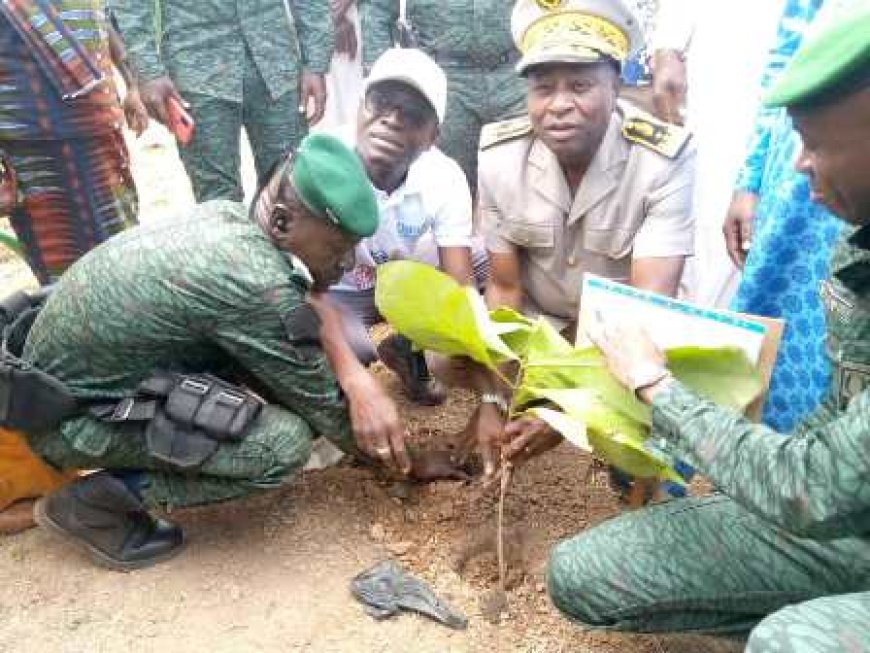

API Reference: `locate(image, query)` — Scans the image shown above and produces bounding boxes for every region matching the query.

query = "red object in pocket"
[167,97,195,146]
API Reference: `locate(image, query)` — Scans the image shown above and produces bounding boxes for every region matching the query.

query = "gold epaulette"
[621,109,691,159]
[479,116,533,150]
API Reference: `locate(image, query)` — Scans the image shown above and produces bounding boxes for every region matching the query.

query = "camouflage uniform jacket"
[22,201,352,457]
[109,0,333,102]
[652,224,870,539]
[360,0,515,68]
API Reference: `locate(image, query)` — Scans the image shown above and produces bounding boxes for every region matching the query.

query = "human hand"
[502,416,562,466]
[586,313,667,392]
[456,403,505,480]
[651,49,687,125]
[345,370,411,475]
[723,191,759,269]
[122,89,150,136]
[334,16,358,58]
[300,72,327,126]
[138,76,183,126]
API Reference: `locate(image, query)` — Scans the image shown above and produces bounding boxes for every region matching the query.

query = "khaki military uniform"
[478,104,696,330]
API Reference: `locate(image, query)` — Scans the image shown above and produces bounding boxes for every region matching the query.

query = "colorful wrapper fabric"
[0,2,135,283]
[6,133,137,284]
[0,0,105,100]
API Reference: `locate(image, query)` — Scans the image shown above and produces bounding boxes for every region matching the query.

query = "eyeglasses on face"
[364,83,436,129]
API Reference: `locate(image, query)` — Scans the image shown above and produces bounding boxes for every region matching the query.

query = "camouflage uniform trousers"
[26,405,316,509]
[547,494,870,650]
[178,49,306,203]
[437,63,526,191]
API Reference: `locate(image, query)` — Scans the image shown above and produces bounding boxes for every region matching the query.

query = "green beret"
[291,133,379,238]
[765,4,870,108]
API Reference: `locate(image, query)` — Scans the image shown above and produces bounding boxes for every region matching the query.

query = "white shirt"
[330,125,473,292]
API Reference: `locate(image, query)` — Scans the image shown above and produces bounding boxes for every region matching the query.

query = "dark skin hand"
[501,415,563,467]
[122,89,150,136]
[334,16,358,58]
[300,72,327,126]
[650,49,687,125]
[138,76,184,126]
[723,190,759,269]
[342,367,412,474]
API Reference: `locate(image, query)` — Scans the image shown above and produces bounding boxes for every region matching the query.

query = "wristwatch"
[627,362,672,394]
[480,392,509,414]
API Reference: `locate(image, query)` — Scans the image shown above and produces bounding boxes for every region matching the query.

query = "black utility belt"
[90,372,265,470]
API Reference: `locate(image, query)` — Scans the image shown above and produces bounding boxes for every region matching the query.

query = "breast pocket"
[583,228,634,260]
[497,206,556,249]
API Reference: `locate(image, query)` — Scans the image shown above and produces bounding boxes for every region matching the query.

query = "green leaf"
[667,346,762,411]
[517,344,762,483]
[489,307,534,357]
[528,397,683,483]
[375,261,521,367]
[517,328,650,424]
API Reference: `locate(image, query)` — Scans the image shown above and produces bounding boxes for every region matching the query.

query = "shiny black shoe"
[34,471,184,571]
[377,334,446,406]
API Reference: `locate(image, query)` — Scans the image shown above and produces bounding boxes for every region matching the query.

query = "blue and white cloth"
[732,0,846,432]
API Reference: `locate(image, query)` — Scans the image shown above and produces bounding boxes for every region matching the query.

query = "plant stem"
[497,460,512,594]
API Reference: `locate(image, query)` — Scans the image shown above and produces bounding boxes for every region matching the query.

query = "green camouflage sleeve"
[211,285,356,455]
[359,0,397,67]
[290,0,334,74]
[652,381,870,539]
[107,0,166,82]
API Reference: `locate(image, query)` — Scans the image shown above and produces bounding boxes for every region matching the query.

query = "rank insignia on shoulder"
[479,116,533,150]
[621,112,691,159]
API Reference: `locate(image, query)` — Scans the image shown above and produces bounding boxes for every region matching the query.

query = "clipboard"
[577,274,783,422]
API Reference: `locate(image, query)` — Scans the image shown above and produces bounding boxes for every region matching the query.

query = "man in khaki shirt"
[480,0,696,336]
[440,0,696,480]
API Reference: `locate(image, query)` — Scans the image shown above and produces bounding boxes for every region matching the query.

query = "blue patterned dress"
[731,0,844,432]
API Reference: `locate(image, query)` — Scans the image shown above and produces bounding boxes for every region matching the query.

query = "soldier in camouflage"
[22,134,383,570]
[109,0,333,202]
[520,6,870,649]
[359,0,526,191]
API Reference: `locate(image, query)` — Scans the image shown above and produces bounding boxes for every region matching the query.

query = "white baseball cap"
[364,48,448,124]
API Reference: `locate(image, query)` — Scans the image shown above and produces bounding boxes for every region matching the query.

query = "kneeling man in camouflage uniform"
[547,7,870,650]
[17,134,381,570]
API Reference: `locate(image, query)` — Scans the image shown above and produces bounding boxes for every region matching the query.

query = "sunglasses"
[364,83,436,130]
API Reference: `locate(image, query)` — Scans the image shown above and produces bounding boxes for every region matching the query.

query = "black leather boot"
[34,471,184,571]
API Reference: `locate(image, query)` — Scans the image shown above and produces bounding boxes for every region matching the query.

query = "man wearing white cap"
[316,48,483,466]
[454,0,697,488]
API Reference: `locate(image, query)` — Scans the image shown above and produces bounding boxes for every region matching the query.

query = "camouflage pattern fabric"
[746,593,870,653]
[22,201,354,508]
[360,0,526,189]
[178,49,304,202]
[109,0,333,102]
[437,66,526,193]
[547,226,870,641]
[109,0,332,202]
[27,405,315,509]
